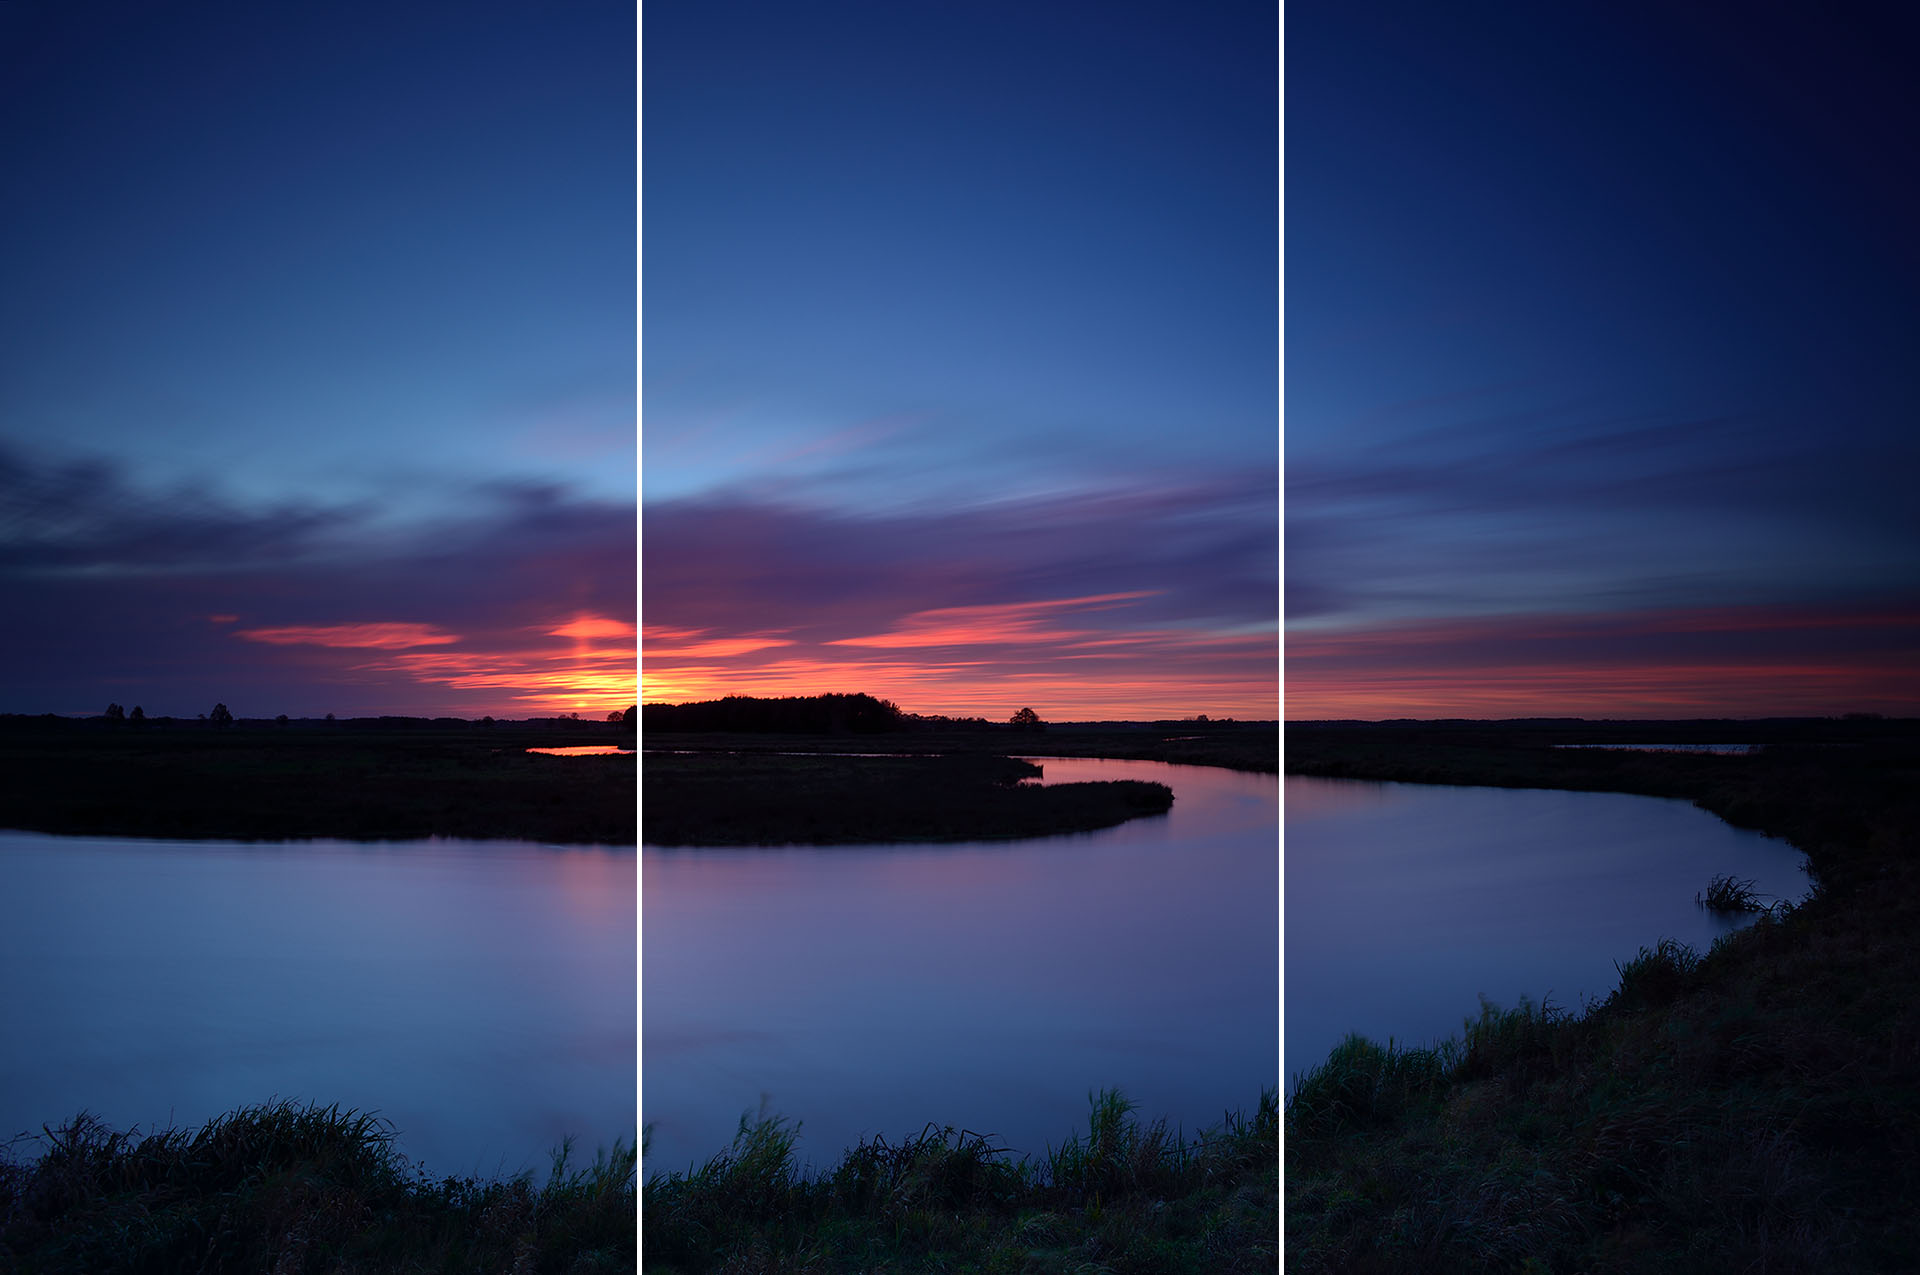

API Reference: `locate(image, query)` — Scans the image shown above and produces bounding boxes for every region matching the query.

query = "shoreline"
[641,750,1180,846]
[1284,717,1920,1268]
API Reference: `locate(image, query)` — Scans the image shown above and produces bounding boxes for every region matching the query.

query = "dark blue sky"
[644,1,1279,718]
[1288,3,1919,716]
[1,2,634,716]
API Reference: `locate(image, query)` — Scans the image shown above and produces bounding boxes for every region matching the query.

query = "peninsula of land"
[0,714,636,844]
[640,693,1274,845]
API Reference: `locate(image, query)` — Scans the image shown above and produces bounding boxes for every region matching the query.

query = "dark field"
[641,751,1174,845]
[0,716,635,844]
[1286,716,1920,1271]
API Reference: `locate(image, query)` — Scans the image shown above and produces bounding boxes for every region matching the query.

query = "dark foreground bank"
[0,1101,634,1274]
[642,751,1173,845]
[0,716,635,844]
[642,1089,1276,1273]
[1286,717,1920,1271]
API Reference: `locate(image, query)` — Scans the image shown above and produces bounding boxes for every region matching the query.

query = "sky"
[1287,3,1920,718]
[0,2,636,718]
[642,1,1280,721]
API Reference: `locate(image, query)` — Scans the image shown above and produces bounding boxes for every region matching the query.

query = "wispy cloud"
[827,592,1159,649]
[642,478,1275,718]
[0,445,633,717]
[237,623,461,650]
[1287,603,1920,719]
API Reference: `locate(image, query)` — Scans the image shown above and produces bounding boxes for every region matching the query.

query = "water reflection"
[527,745,636,756]
[642,757,1278,1174]
[0,834,635,1178]
[1285,776,1806,1088]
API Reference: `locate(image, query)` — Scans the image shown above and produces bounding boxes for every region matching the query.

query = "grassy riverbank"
[642,751,1173,845]
[642,1089,1277,1273]
[0,715,635,844]
[1286,718,1920,1270]
[0,1102,634,1273]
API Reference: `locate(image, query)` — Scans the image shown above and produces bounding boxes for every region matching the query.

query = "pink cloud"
[828,592,1161,650]
[235,623,461,650]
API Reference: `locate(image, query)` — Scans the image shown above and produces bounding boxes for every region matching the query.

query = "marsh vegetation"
[1285,717,1920,1269]
[642,1088,1276,1273]
[0,1102,634,1273]
[0,715,635,843]
[641,751,1172,845]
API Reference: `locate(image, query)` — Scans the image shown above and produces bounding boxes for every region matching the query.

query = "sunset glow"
[643,590,1276,721]
[1288,606,1920,720]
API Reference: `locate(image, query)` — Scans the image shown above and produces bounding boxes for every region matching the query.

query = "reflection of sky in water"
[642,757,1278,1174]
[1285,777,1808,1088]
[527,746,636,756]
[0,835,634,1179]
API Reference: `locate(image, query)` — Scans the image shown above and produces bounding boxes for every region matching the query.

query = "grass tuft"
[642,1089,1277,1272]
[0,1101,634,1273]
[1697,872,1767,914]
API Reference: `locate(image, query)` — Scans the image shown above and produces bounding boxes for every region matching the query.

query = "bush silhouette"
[210,703,234,727]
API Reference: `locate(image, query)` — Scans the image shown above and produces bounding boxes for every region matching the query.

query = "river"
[1285,775,1809,1087]
[0,833,635,1178]
[642,755,1280,1174]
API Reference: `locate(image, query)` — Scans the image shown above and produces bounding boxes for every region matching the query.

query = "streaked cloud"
[642,478,1275,719]
[1288,603,1920,719]
[237,623,461,650]
[0,444,633,717]
[828,592,1159,650]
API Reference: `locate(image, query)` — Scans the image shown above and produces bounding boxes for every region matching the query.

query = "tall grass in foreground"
[0,1099,635,1274]
[642,1088,1278,1273]
[1286,906,1920,1271]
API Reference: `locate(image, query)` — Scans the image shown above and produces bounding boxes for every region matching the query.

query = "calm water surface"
[0,834,634,1178]
[1285,776,1808,1086]
[642,757,1278,1173]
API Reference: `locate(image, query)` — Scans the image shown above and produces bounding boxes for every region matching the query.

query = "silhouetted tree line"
[642,693,908,734]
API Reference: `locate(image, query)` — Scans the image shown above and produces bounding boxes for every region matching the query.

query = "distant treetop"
[642,693,906,735]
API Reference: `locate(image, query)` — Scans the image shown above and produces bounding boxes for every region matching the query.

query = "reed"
[642,1088,1277,1272]
[0,1101,635,1273]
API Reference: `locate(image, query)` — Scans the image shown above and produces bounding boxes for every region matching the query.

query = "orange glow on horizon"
[236,613,636,717]
[642,624,1277,720]
[1286,604,1920,719]
[548,616,638,640]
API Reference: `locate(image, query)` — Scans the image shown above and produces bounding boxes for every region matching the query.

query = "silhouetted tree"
[642,693,906,735]
[128,705,145,722]
[324,712,335,722]
[623,705,636,724]
[606,710,624,722]
[1010,707,1043,731]
[275,714,289,726]
[210,703,233,727]
[103,703,124,721]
